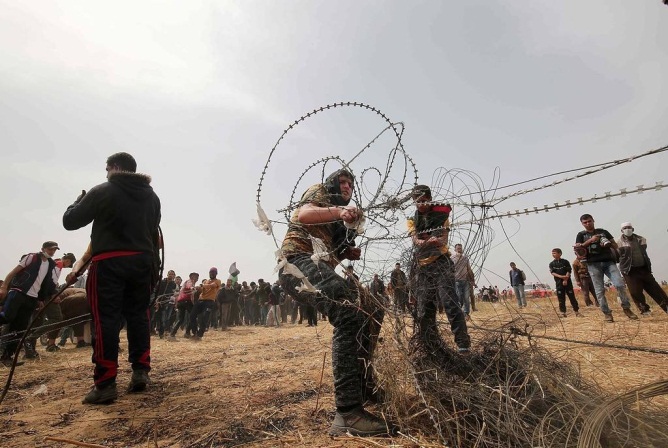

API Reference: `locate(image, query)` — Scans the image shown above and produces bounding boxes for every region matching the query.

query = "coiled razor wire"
[254,102,668,447]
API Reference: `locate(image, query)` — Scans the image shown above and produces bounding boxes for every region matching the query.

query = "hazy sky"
[1,1,667,288]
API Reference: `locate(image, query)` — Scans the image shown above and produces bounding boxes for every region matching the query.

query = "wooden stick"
[313,351,328,415]
[44,436,107,448]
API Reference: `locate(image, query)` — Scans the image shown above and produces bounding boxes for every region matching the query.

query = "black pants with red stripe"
[87,253,153,387]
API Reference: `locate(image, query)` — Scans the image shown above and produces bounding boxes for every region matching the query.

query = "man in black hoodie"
[63,152,161,404]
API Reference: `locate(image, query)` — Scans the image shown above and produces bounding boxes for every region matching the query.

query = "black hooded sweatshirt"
[63,171,161,257]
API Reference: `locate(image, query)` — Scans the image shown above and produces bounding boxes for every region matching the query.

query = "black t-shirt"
[549,258,572,283]
[575,228,615,262]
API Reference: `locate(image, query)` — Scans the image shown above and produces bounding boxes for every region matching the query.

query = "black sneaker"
[1,358,24,367]
[623,308,639,320]
[329,407,394,437]
[127,370,150,393]
[46,344,60,352]
[76,340,92,348]
[82,383,118,404]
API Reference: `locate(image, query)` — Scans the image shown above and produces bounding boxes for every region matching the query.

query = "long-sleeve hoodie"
[62,171,161,257]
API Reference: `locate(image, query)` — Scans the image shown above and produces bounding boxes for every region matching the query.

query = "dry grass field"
[1,291,668,447]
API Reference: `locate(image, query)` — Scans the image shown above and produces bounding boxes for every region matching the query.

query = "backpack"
[521,270,526,281]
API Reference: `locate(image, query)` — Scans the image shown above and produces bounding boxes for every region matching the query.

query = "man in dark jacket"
[0,241,60,366]
[616,222,668,314]
[63,152,161,404]
[390,263,408,312]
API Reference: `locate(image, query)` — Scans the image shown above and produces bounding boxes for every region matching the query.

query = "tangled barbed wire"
[254,102,667,447]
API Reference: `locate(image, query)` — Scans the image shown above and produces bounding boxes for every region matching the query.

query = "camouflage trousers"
[411,255,470,350]
[280,254,384,409]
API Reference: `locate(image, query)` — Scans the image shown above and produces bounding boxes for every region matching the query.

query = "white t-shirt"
[18,254,58,298]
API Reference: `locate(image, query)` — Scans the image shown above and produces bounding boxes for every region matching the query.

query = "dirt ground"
[2,294,668,448]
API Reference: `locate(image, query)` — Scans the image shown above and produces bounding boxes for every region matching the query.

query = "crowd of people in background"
[0,155,667,437]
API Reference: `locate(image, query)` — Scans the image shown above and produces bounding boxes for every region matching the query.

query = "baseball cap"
[42,241,60,250]
[411,185,432,200]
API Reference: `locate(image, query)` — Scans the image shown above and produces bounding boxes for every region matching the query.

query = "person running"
[189,268,220,340]
[168,273,199,340]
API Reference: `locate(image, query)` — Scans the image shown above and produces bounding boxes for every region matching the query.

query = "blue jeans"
[512,285,526,307]
[455,280,471,314]
[586,261,632,315]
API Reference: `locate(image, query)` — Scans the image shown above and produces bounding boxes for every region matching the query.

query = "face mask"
[41,251,53,259]
[622,229,634,237]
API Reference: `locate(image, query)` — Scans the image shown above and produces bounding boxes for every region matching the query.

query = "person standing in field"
[617,222,668,314]
[548,248,582,318]
[451,244,475,317]
[509,262,527,308]
[572,257,598,307]
[407,185,471,354]
[574,214,638,323]
[278,168,392,437]
[63,152,161,404]
[389,262,408,313]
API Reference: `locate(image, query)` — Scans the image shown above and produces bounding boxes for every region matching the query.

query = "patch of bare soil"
[2,295,667,447]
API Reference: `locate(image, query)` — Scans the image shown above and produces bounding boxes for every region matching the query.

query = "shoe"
[166,335,177,342]
[183,333,191,339]
[457,346,471,355]
[46,344,60,352]
[57,340,67,347]
[127,370,150,393]
[575,312,583,317]
[329,407,394,437]
[560,313,567,318]
[23,350,38,359]
[622,308,639,320]
[585,301,593,307]
[604,313,614,323]
[76,341,92,348]
[1,358,24,367]
[158,333,164,339]
[82,383,118,404]
[641,311,651,316]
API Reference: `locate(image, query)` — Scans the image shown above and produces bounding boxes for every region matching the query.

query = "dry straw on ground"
[1,292,667,447]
